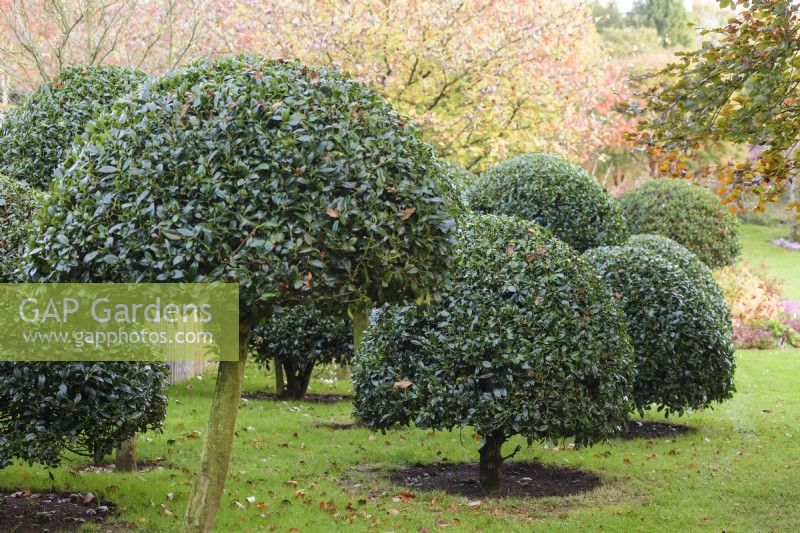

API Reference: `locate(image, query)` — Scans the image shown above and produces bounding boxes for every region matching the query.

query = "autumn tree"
[640,0,800,225]
[0,0,209,90]
[212,0,634,171]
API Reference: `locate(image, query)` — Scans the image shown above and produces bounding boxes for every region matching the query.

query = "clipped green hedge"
[468,154,628,251]
[353,214,634,489]
[0,362,168,468]
[0,175,44,279]
[250,305,352,399]
[0,65,147,190]
[618,179,741,268]
[584,240,735,416]
[23,55,456,319]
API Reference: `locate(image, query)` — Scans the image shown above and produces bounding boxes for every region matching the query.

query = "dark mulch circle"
[0,491,114,532]
[622,420,694,440]
[242,391,352,403]
[390,461,601,499]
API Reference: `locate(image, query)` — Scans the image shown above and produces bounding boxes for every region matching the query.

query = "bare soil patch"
[242,391,352,403]
[0,491,114,532]
[622,420,694,440]
[390,461,601,499]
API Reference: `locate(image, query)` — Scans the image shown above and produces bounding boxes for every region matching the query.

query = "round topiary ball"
[468,154,628,251]
[24,55,456,319]
[583,241,735,416]
[618,179,741,268]
[250,305,352,399]
[0,175,44,279]
[352,213,634,490]
[0,65,147,190]
[0,362,169,468]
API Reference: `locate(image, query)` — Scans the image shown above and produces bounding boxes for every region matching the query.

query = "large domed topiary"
[0,65,147,189]
[467,153,628,251]
[250,305,352,399]
[618,179,741,268]
[0,175,44,279]
[353,214,634,493]
[583,239,735,417]
[24,55,455,531]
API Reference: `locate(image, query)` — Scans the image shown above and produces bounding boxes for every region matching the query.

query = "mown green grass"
[2,349,799,532]
[739,224,800,300]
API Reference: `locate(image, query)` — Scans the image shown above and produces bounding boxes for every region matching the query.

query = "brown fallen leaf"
[186,430,201,439]
[400,207,416,221]
[326,207,340,218]
[394,380,413,390]
[622,458,632,465]
[388,508,400,516]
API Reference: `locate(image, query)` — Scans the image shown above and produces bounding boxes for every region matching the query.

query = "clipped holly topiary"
[0,362,168,468]
[618,179,741,268]
[352,214,634,492]
[0,175,44,279]
[24,55,455,531]
[583,241,735,417]
[0,65,147,190]
[250,305,352,399]
[468,154,628,251]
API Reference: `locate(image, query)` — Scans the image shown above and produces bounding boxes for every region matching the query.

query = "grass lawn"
[2,349,799,532]
[739,224,800,300]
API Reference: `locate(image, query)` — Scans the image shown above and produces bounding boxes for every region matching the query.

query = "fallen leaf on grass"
[388,508,400,516]
[186,431,201,439]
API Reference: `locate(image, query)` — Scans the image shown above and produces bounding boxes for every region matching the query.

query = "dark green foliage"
[353,214,634,447]
[0,362,168,468]
[629,0,693,47]
[584,240,735,416]
[250,305,352,399]
[24,55,456,319]
[0,175,44,280]
[0,65,147,190]
[468,154,628,252]
[618,179,741,268]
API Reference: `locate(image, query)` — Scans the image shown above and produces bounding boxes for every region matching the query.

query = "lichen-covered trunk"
[115,437,137,472]
[351,301,371,354]
[182,324,250,533]
[274,356,285,396]
[478,433,505,493]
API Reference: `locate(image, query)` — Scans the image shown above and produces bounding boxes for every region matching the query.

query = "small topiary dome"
[583,240,735,416]
[0,175,44,279]
[353,213,634,491]
[468,153,628,251]
[618,179,741,268]
[0,362,169,468]
[0,65,148,190]
[250,305,352,399]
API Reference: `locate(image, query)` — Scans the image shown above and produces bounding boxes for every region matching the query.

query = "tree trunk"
[115,437,137,472]
[350,300,371,354]
[282,361,314,400]
[182,324,250,533]
[478,432,505,494]
[274,356,285,396]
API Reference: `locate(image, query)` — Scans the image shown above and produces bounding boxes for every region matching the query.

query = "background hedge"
[0,65,147,190]
[468,153,628,251]
[618,179,741,268]
[0,175,44,280]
